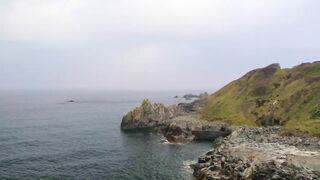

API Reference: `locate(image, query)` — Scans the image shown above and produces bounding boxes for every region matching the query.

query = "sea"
[0,90,212,180]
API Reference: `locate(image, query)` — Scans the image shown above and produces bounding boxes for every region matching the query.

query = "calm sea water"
[0,90,211,180]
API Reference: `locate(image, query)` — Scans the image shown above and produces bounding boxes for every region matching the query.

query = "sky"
[0,0,320,91]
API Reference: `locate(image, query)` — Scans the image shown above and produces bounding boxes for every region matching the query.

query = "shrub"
[142,99,151,107]
[311,104,320,119]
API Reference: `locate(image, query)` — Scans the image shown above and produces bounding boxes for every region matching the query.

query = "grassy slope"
[202,61,320,136]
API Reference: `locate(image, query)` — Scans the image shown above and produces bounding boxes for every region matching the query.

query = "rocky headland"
[120,62,320,179]
[121,95,232,143]
[121,98,320,179]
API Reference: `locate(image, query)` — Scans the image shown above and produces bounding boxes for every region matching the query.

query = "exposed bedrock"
[120,99,184,130]
[191,126,320,180]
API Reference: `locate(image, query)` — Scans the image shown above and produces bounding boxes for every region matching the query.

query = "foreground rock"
[192,126,320,179]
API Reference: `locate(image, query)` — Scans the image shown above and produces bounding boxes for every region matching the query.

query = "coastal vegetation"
[201,61,320,136]
[121,61,320,179]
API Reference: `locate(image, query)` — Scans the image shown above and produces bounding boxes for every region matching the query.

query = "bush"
[311,104,320,119]
[142,99,151,107]
[169,122,177,129]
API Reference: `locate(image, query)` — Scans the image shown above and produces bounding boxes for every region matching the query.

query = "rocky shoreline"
[192,126,320,179]
[120,97,320,179]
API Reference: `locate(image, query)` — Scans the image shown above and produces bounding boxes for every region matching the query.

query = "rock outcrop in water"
[120,99,185,130]
[121,97,209,130]
[192,126,320,179]
[121,97,232,143]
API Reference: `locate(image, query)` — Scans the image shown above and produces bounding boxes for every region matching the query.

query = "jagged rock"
[121,98,231,143]
[120,97,208,131]
[120,99,185,130]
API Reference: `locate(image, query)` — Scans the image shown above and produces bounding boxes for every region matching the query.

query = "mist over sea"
[0,90,211,179]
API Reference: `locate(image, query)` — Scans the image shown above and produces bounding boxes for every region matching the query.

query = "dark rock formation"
[163,122,195,143]
[192,125,231,141]
[192,126,320,179]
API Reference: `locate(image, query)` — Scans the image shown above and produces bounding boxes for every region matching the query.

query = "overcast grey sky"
[0,0,319,91]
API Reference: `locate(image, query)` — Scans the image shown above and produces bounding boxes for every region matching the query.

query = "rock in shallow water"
[121,98,232,143]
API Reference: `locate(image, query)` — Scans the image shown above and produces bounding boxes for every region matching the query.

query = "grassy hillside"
[202,61,320,136]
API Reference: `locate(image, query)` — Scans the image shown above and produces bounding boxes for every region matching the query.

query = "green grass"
[201,61,320,136]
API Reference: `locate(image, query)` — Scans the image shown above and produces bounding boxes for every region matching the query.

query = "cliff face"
[202,61,320,136]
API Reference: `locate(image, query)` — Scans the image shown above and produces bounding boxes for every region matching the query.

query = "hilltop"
[202,61,320,136]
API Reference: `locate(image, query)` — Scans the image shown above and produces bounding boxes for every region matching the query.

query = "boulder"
[163,122,195,143]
